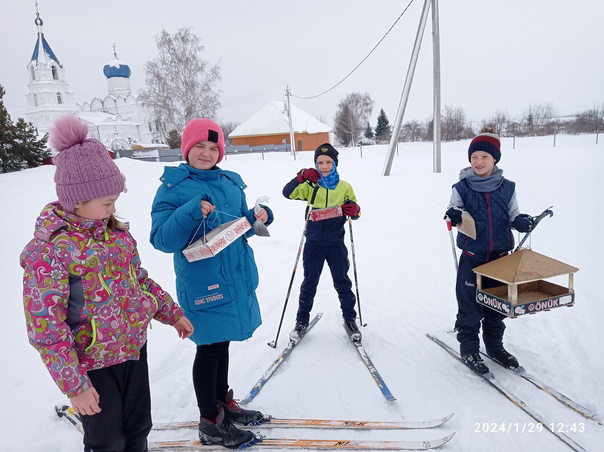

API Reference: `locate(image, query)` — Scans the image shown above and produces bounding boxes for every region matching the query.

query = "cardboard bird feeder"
[473,249,579,318]
[183,217,251,262]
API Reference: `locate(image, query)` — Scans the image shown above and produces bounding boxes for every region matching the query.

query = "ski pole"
[348,218,366,327]
[268,183,320,348]
[514,206,553,252]
[445,220,458,272]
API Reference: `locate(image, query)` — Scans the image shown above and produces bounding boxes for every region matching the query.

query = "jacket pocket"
[180,257,234,312]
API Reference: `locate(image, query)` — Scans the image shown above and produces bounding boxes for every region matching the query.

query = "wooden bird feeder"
[473,249,579,318]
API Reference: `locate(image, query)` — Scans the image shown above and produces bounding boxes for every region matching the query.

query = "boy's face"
[188,140,220,170]
[316,155,334,177]
[75,194,120,220]
[470,151,496,178]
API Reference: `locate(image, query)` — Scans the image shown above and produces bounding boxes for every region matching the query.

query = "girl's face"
[470,151,496,178]
[74,194,120,220]
[188,140,220,170]
[316,155,334,177]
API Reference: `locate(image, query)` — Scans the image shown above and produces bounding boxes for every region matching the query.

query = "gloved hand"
[444,207,463,226]
[296,168,321,184]
[512,214,534,233]
[341,202,361,217]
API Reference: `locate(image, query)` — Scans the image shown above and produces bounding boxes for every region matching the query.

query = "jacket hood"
[33,202,111,242]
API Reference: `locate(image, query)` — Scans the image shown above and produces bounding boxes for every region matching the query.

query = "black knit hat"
[314,143,339,165]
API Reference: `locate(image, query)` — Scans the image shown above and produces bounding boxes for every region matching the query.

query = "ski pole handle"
[446,220,458,272]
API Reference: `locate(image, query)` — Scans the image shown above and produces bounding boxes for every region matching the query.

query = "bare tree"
[482,110,509,136]
[522,103,558,135]
[333,92,374,146]
[140,28,222,141]
[220,121,239,145]
[567,105,604,134]
[441,105,469,141]
[399,120,424,142]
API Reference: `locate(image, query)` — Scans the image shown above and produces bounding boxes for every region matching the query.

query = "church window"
[29,66,36,81]
[33,94,38,107]
[52,66,59,80]
[57,93,63,104]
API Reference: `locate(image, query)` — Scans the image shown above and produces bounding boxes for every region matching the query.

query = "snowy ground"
[1,135,603,451]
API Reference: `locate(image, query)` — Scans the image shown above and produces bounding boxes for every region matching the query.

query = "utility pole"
[285,86,296,158]
[382,0,442,176]
[432,0,441,173]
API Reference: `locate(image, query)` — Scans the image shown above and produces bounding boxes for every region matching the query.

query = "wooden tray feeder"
[473,249,579,318]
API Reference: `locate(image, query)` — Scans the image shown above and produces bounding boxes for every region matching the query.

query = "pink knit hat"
[49,116,126,212]
[181,118,225,163]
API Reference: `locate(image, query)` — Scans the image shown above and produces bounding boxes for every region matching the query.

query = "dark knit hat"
[468,132,501,163]
[49,116,126,212]
[314,143,339,165]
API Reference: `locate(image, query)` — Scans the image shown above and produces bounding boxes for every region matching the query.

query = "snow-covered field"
[1,135,602,451]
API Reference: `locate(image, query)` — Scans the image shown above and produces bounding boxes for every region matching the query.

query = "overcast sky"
[1,0,603,129]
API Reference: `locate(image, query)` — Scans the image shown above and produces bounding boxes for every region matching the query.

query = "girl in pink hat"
[20,116,193,452]
[151,118,273,448]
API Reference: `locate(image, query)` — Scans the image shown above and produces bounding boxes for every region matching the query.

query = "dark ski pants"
[81,344,151,452]
[193,341,230,421]
[455,253,507,356]
[296,241,357,325]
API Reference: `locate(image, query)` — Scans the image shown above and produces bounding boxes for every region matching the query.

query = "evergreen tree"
[374,108,391,142]
[14,118,50,168]
[166,129,182,149]
[0,85,49,173]
[363,123,374,139]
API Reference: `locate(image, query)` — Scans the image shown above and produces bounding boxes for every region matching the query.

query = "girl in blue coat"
[150,119,273,448]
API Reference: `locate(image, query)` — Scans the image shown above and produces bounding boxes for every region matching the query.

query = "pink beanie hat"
[49,116,126,212]
[181,118,225,163]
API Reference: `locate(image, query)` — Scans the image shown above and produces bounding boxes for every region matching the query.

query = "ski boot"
[289,321,308,344]
[461,353,490,375]
[487,348,520,369]
[198,408,258,449]
[344,318,362,343]
[218,389,269,426]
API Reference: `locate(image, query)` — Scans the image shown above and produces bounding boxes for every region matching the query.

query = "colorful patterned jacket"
[20,202,184,398]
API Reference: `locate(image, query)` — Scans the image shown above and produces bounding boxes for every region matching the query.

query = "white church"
[24,7,163,153]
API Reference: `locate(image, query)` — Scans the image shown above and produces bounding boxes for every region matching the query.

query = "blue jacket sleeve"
[150,189,206,253]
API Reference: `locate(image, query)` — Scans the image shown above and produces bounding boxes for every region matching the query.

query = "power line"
[291,0,416,100]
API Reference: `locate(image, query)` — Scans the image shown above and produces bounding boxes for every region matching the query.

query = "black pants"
[455,253,507,355]
[193,341,230,421]
[296,241,357,325]
[81,344,151,452]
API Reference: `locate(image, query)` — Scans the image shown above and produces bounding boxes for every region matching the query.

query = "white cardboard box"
[183,217,251,262]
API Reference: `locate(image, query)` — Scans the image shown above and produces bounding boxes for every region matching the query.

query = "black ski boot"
[461,353,490,375]
[289,321,308,344]
[198,408,257,449]
[344,319,362,343]
[487,348,520,369]
[218,389,268,426]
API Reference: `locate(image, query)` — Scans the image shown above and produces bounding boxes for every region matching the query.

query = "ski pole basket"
[472,249,579,318]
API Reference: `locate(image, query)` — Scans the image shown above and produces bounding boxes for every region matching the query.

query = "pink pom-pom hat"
[50,115,126,212]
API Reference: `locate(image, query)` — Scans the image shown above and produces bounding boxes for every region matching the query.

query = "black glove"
[512,214,534,233]
[445,207,463,226]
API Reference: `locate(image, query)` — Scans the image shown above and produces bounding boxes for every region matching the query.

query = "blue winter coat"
[150,164,273,345]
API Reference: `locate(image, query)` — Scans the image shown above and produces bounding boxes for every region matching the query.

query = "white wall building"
[24,8,162,153]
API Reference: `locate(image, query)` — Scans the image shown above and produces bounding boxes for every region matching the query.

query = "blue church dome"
[103,58,131,78]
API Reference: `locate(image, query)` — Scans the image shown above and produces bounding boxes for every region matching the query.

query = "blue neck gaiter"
[317,162,340,190]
